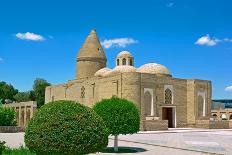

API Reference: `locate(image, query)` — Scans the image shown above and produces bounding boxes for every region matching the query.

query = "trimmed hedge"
[93,97,140,135]
[0,106,16,126]
[25,100,109,155]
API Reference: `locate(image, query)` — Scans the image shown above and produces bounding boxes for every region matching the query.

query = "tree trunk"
[114,135,118,152]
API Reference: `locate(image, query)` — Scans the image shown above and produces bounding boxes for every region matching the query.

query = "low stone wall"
[209,120,230,129]
[142,120,168,131]
[195,120,210,128]
[0,126,24,133]
[187,120,232,129]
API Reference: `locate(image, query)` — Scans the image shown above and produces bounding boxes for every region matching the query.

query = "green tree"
[14,92,31,102]
[25,100,109,155]
[32,78,50,108]
[14,90,36,103]
[93,97,140,152]
[0,81,18,104]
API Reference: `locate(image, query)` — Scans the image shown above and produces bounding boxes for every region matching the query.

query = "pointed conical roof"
[77,29,106,61]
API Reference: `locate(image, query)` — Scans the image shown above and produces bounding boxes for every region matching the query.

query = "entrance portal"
[162,107,175,128]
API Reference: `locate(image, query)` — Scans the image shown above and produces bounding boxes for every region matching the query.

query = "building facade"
[45,30,212,130]
[211,101,232,120]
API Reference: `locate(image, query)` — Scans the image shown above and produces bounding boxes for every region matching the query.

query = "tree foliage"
[0,82,18,104]
[25,100,109,155]
[93,97,140,135]
[14,91,32,102]
[32,78,50,108]
[0,106,16,126]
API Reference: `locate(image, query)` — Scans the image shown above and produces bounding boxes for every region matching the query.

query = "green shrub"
[0,107,16,126]
[93,97,140,151]
[0,141,6,155]
[25,100,109,155]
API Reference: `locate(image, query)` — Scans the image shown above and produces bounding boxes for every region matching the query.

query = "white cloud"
[16,32,45,41]
[101,38,138,49]
[195,34,232,46]
[225,86,232,92]
[224,38,232,42]
[195,34,218,46]
[166,2,174,8]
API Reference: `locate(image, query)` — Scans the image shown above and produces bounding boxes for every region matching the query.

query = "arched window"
[165,88,172,104]
[198,95,204,117]
[117,59,119,66]
[144,91,152,116]
[212,114,217,118]
[130,59,133,66]
[122,58,126,65]
[221,114,227,120]
[230,115,232,120]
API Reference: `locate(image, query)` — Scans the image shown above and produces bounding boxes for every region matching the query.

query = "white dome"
[117,51,133,58]
[94,68,111,77]
[137,63,171,76]
[105,66,137,77]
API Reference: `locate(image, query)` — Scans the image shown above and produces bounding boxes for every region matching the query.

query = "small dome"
[117,51,133,58]
[94,68,111,77]
[105,66,137,77]
[137,63,171,76]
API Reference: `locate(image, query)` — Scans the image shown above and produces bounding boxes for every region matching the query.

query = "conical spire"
[77,29,106,60]
[76,29,107,80]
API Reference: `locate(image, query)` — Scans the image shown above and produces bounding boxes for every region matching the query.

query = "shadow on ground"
[101,147,147,153]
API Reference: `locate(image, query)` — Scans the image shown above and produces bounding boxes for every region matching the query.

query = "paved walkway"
[1,129,232,155]
[116,129,232,155]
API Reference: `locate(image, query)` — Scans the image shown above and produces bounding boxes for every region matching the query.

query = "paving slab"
[1,129,231,155]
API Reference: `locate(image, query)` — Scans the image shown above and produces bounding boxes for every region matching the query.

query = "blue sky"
[0,0,232,99]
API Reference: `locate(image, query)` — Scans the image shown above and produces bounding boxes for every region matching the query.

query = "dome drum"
[116,51,134,66]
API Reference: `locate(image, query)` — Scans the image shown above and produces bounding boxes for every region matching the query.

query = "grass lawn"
[3,147,35,155]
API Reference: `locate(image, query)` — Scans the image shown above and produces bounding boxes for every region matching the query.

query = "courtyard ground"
[0,128,232,155]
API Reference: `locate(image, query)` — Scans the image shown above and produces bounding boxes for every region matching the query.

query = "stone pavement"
[115,129,232,155]
[0,129,232,155]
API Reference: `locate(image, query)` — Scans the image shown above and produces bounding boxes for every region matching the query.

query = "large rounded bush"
[25,100,109,155]
[93,97,140,135]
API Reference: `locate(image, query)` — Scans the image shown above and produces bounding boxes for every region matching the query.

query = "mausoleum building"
[45,30,212,130]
